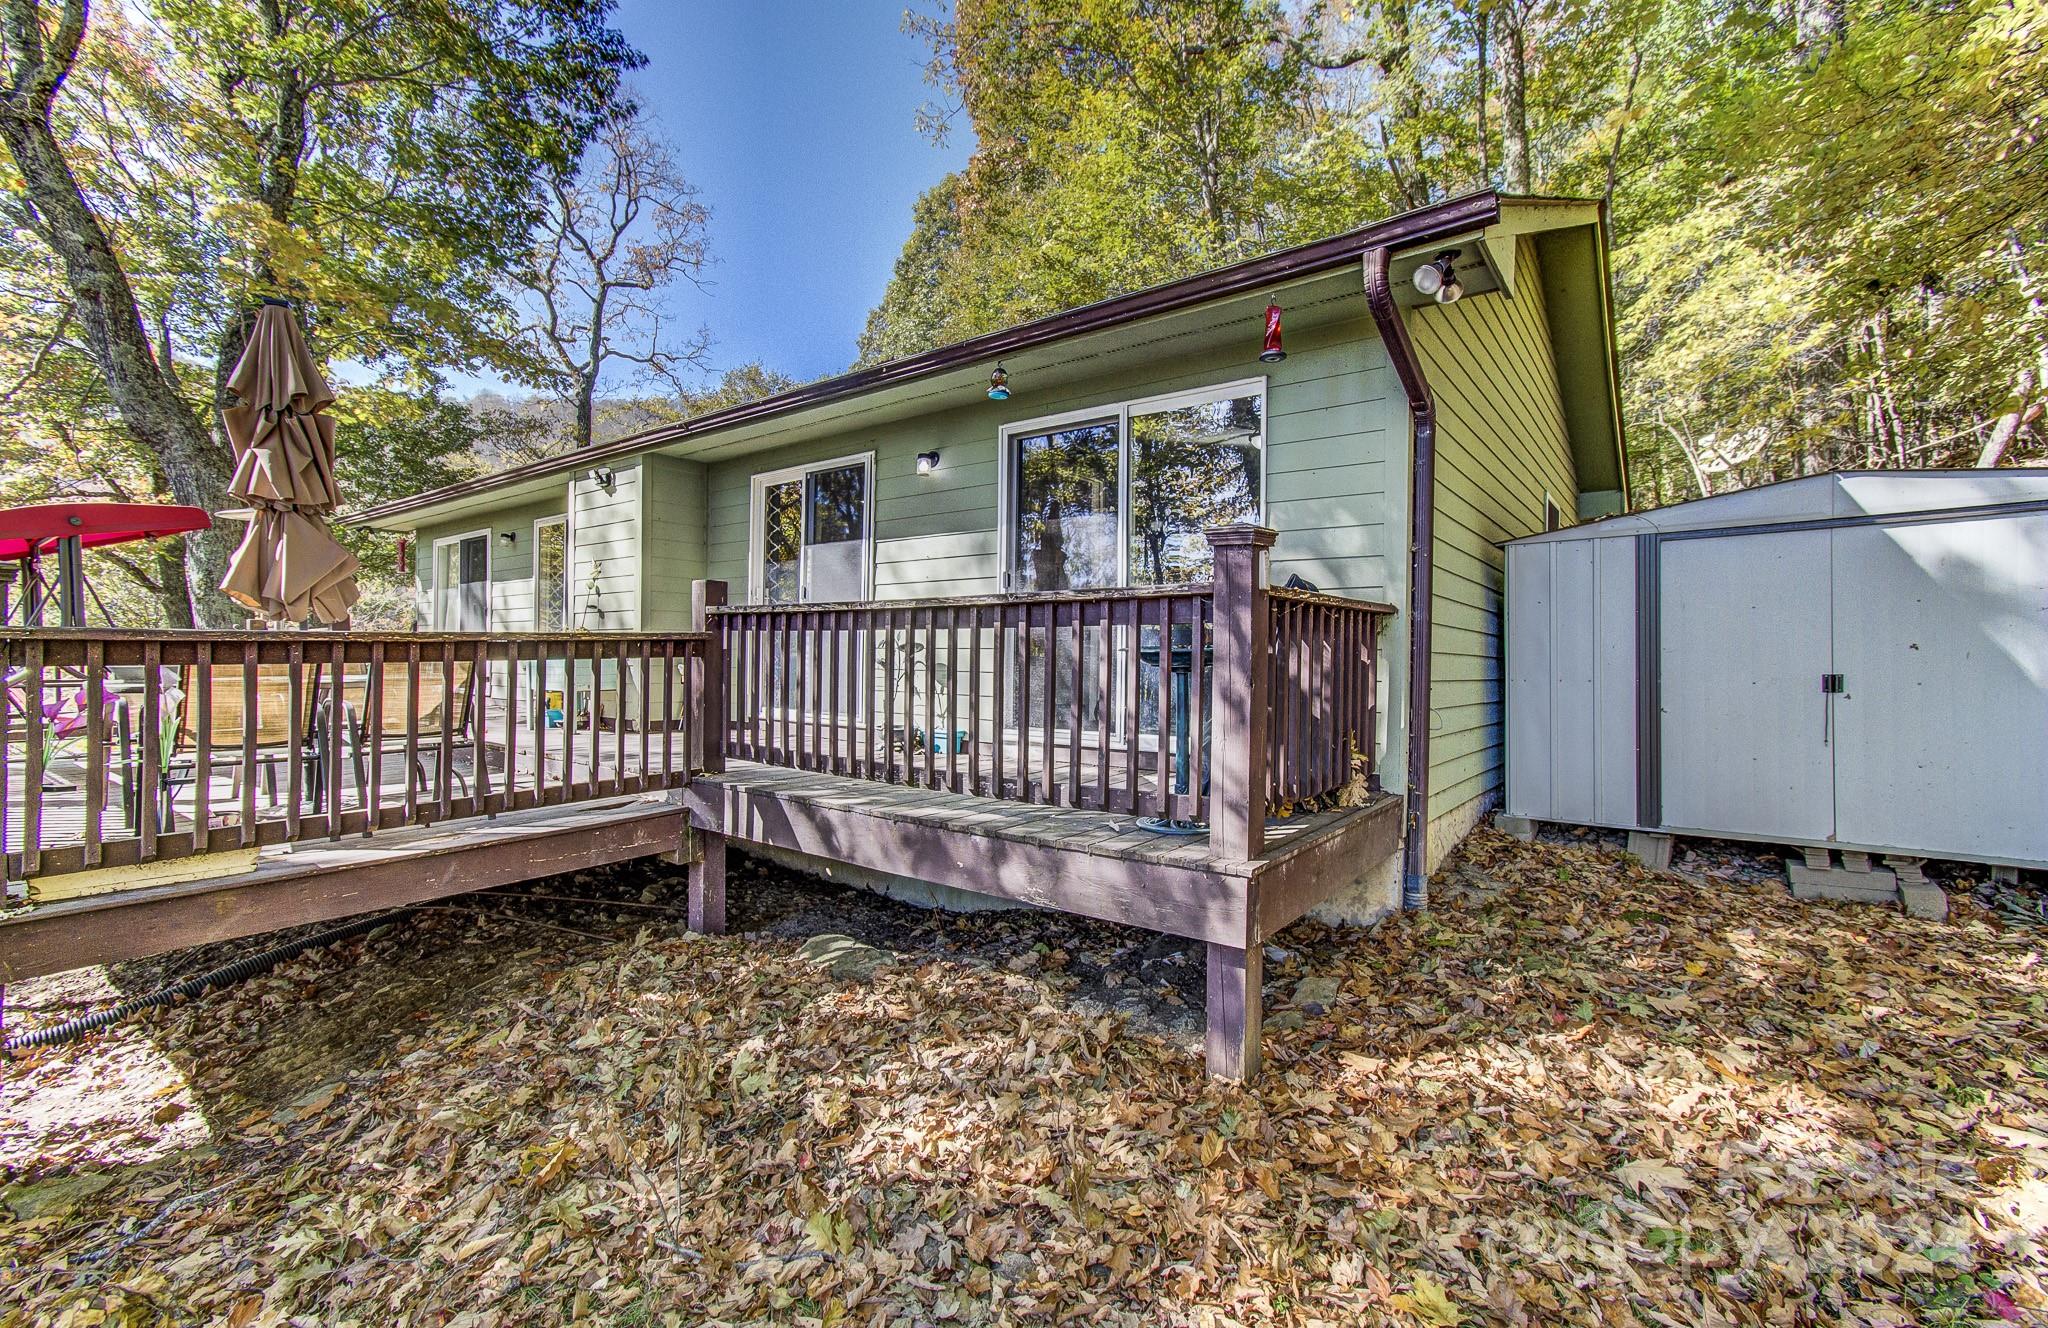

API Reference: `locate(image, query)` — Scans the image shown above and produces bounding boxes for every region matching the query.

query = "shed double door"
[1658,512,2048,861]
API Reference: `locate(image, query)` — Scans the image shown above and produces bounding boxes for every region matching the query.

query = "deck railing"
[1266,587,1390,809]
[718,586,1216,822]
[1,629,711,882]
[710,525,1392,858]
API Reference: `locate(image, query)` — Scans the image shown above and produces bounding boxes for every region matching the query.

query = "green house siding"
[565,463,642,631]
[413,495,568,630]
[695,314,1405,610]
[639,454,710,630]
[1411,236,1579,821]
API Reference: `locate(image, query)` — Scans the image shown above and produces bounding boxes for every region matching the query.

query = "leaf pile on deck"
[4,831,2047,1326]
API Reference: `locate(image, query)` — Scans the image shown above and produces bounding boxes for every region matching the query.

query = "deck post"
[690,580,728,774]
[1206,525,1276,862]
[1205,941,1263,1079]
[688,830,726,935]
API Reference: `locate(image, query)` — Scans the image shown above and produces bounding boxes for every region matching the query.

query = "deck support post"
[1205,525,1276,862]
[1205,941,1262,1079]
[688,831,726,935]
[690,580,728,775]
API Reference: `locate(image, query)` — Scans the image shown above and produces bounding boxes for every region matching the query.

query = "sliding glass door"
[1000,380,1265,755]
[753,455,872,605]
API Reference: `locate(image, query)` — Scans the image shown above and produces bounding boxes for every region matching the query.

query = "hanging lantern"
[987,364,1011,401]
[1259,302,1287,363]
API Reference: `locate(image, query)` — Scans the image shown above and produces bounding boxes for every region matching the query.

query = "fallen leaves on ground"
[3,827,2046,1326]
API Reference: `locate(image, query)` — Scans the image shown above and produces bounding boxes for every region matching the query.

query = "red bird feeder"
[1260,302,1286,363]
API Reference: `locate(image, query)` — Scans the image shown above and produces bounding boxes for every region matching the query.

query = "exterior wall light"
[916,450,941,476]
[586,466,615,494]
[1259,301,1287,363]
[987,364,1010,400]
[1411,250,1464,305]
[499,530,517,545]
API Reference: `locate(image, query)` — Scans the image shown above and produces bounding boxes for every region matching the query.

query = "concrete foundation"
[1626,830,1674,870]
[1495,814,1538,841]
[1785,847,1947,920]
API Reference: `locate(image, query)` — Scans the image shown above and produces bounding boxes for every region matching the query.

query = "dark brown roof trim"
[351,189,1504,525]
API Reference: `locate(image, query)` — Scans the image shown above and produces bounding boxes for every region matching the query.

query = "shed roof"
[353,189,1626,531]
[1506,469,2048,544]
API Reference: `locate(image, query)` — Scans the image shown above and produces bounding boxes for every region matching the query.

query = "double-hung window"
[1002,378,1266,591]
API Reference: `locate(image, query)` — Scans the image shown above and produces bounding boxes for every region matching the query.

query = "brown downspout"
[1364,247,1436,911]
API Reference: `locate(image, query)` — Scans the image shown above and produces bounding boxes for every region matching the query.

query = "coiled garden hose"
[2,908,416,1054]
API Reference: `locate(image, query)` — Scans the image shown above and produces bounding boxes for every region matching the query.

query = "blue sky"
[609,0,972,386]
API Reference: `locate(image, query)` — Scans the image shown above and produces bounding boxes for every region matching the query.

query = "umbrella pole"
[54,534,85,629]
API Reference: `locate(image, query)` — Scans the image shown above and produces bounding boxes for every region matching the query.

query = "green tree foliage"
[867,0,2048,498]
[0,0,642,622]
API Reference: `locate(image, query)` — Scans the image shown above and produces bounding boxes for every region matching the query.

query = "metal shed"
[1502,470,2048,884]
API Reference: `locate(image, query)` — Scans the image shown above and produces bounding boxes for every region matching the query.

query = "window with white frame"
[1002,378,1266,591]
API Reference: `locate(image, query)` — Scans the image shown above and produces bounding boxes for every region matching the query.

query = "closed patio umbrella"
[217,301,359,624]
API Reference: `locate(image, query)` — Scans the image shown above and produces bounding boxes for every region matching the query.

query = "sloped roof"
[353,189,1625,530]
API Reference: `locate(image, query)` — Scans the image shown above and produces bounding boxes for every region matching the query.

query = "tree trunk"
[1474,11,1490,183]
[0,0,239,625]
[1499,6,1532,193]
[1977,368,2042,467]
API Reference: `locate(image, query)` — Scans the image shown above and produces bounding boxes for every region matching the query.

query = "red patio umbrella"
[0,502,212,626]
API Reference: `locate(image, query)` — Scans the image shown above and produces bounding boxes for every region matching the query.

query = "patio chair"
[352,657,477,807]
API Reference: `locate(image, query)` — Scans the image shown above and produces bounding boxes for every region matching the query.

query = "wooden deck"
[684,759,1403,1076]
[0,797,685,984]
[4,538,1401,1078]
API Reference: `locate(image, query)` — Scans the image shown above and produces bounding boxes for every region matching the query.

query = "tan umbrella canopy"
[218,301,360,624]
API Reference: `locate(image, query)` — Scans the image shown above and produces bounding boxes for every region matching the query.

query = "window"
[533,516,568,631]
[1002,379,1265,590]
[1544,496,1564,532]
[1011,418,1120,592]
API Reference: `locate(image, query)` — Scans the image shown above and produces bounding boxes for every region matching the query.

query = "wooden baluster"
[1205,525,1275,861]
[1093,597,1112,810]
[1149,596,1171,819]
[437,640,456,819]
[83,641,105,865]
[967,605,984,796]
[921,608,937,789]
[1014,602,1029,802]
[826,610,841,774]
[139,643,162,859]
[610,640,627,793]
[194,641,213,849]
[403,644,421,822]
[367,642,386,829]
[988,604,1006,799]
[21,640,42,874]
[663,637,679,784]
[878,610,894,782]
[1121,598,1140,814]
[855,609,867,782]
[585,640,603,798]
[285,642,305,840]
[943,608,959,792]
[469,637,490,813]
[636,637,652,791]
[499,641,518,810]
[327,639,347,837]
[1073,598,1089,803]
[1189,595,1207,822]
[241,643,260,843]
[1027,601,1045,806]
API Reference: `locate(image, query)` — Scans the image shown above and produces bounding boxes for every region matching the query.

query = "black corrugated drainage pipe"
[2,908,416,1054]
[1364,247,1437,912]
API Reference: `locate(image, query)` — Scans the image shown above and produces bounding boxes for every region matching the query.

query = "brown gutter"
[1363,246,1436,911]
[350,190,1504,526]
